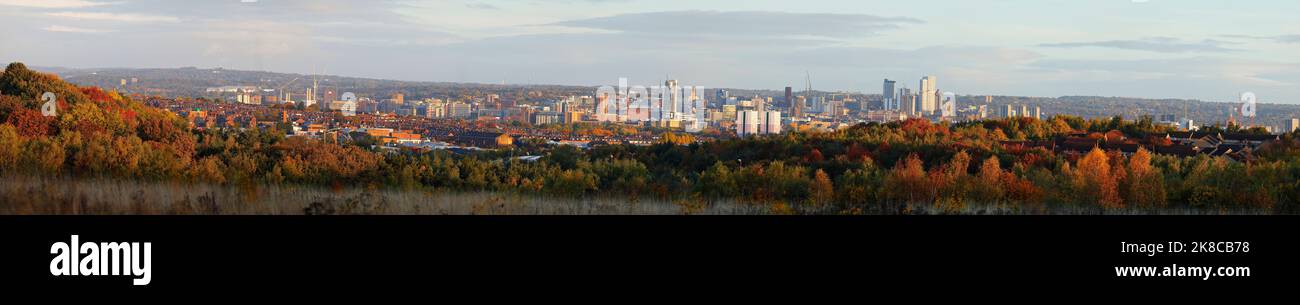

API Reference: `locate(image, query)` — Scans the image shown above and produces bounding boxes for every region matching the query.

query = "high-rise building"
[882,79,897,110]
[426,100,445,118]
[448,101,472,118]
[715,89,729,104]
[764,111,782,135]
[1286,118,1300,133]
[1003,104,1015,118]
[1021,105,1030,119]
[323,90,337,105]
[392,93,405,105]
[935,91,944,114]
[826,101,846,119]
[564,111,584,125]
[1182,118,1197,131]
[791,94,803,118]
[303,88,316,109]
[665,80,680,120]
[736,110,782,136]
[939,92,956,118]
[919,76,937,114]
[784,86,793,106]
[899,88,916,115]
[737,110,760,137]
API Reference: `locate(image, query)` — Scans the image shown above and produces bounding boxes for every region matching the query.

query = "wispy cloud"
[1039,37,1236,53]
[1222,34,1300,44]
[0,0,117,9]
[464,2,498,10]
[43,25,113,33]
[553,10,922,39]
[46,11,180,23]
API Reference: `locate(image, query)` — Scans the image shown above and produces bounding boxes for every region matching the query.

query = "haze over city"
[2,0,1298,103]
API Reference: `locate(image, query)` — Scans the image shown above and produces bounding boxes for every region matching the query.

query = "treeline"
[3,62,1300,214]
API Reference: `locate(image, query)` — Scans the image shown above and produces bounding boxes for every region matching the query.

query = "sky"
[1,0,1298,103]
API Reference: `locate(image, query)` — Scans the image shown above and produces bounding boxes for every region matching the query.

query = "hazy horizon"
[23,63,1293,105]
[3,0,1299,104]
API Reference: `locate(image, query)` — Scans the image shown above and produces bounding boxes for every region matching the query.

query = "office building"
[919,76,937,114]
[883,79,897,110]
[448,101,472,118]
[785,87,793,106]
[899,88,916,115]
[736,110,782,137]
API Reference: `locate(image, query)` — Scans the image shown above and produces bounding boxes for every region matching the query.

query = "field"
[0,175,783,215]
[1,175,1273,215]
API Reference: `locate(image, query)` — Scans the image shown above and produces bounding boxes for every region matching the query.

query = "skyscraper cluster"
[592,78,708,132]
[882,76,948,117]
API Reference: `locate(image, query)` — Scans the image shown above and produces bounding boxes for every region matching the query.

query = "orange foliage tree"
[1077,148,1122,209]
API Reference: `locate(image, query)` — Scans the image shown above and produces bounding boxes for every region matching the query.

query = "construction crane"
[272,75,301,104]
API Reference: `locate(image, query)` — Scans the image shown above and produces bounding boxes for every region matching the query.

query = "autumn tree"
[805,148,825,163]
[1125,148,1167,208]
[975,156,1005,202]
[809,169,834,205]
[6,108,53,138]
[1077,148,1122,209]
[0,62,88,107]
[20,137,64,174]
[192,156,226,184]
[885,154,928,203]
[0,123,21,171]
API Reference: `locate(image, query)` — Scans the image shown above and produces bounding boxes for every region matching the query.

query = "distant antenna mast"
[804,71,812,96]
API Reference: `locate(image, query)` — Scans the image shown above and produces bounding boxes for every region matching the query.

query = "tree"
[0,62,88,107]
[805,148,825,163]
[885,154,928,203]
[834,158,881,211]
[6,108,53,138]
[696,160,738,198]
[544,169,597,196]
[0,123,22,171]
[810,169,834,205]
[1125,148,1167,208]
[192,156,226,184]
[976,156,1005,202]
[933,151,972,200]
[20,137,64,174]
[1077,148,1122,209]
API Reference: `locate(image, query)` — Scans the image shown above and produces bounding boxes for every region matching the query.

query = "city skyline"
[2,0,1299,103]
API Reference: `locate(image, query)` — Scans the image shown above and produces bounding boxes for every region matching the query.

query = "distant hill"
[28,66,1300,129]
[35,66,597,102]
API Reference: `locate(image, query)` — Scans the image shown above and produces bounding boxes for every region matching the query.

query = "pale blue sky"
[1,0,1298,103]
